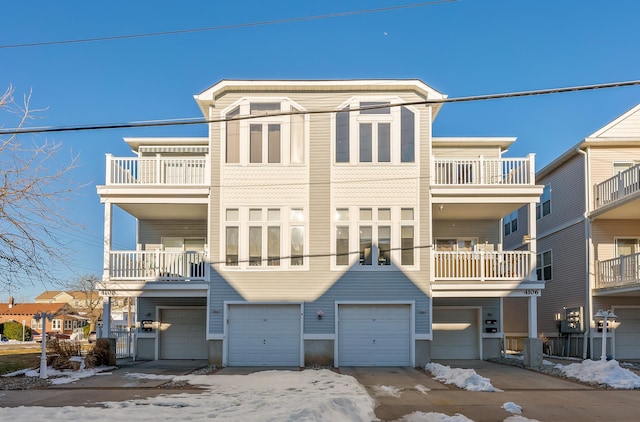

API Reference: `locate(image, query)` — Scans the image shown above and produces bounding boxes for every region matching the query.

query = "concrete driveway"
[341,361,640,422]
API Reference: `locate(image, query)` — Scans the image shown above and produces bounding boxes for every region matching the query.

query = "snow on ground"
[502,401,522,414]
[555,359,640,389]
[372,384,403,397]
[424,362,502,392]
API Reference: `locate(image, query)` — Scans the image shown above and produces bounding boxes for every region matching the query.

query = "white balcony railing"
[596,253,640,289]
[109,251,207,281]
[106,155,208,185]
[434,250,533,281]
[433,155,535,185]
[594,164,640,209]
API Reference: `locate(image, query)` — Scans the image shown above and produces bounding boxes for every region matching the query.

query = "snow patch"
[424,363,502,392]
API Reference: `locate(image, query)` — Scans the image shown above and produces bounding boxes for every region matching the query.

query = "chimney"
[8,296,14,308]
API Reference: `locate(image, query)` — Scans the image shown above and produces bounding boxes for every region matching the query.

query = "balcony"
[106,155,209,185]
[108,251,207,281]
[593,164,640,216]
[433,156,535,186]
[595,253,640,291]
[433,250,533,282]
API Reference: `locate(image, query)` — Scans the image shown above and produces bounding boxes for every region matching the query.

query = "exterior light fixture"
[594,309,617,361]
[33,310,55,379]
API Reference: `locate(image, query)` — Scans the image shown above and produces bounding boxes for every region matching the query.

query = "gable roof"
[589,104,640,138]
[0,302,75,317]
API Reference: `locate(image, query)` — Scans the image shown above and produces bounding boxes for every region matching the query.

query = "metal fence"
[109,328,135,358]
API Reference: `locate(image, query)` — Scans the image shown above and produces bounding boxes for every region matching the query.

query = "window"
[51,319,61,330]
[613,161,638,175]
[536,184,551,219]
[335,99,416,164]
[223,207,305,269]
[503,210,518,236]
[225,100,305,165]
[536,251,552,281]
[64,320,74,330]
[616,238,640,256]
[334,206,416,268]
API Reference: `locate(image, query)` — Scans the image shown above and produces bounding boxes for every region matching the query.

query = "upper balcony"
[108,250,207,282]
[106,155,209,186]
[431,155,542,219]
[595,253,640,295]
[592,164,640,219]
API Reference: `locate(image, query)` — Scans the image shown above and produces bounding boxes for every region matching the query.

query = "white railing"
[109,251,207,281]
[433,155,535,185]
[433,250,532,281]
[594,164,640,209]
[596,253,640,289]
[106,155,208,185]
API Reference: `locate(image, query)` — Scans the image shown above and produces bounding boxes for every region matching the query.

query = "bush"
[83,324,91,338]
[48,339,85,370]
[85,338,116,367]
[2,321,32,341]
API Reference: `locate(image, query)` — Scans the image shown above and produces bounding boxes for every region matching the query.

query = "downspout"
[576,146,592,359]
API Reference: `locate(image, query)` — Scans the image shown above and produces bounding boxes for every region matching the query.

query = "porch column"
[103,202,112,282]
[102,296,112,338]
[528,202,537,281]
[528,295,538,338]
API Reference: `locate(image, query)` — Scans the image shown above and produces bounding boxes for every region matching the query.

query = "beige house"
[504,104,640,360]
[97,79,543,365]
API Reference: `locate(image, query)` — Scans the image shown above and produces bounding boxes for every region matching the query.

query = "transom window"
[224,207,306,269]
[225,100,305,165]
[335,99,416,164]
[333,206,416,269]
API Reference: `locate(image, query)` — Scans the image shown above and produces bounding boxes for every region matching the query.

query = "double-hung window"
[536,184,551,219]
[225,100,305,165]
[536,250,552,281]
[335,99,416,164]
[224,207,305,269]
[334,206,416,269]
[503,210,518,236]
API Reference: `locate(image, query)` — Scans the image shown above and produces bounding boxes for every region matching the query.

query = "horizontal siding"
[332,166,419,205]
[138,220,207,250]
[537,155,585,235]
[503,297,529,333]
[309,111,331,273]
[592,219,640,262]
[502,205,529,249]
[596,109,640,137]
[138,297,207,324]
[536,221,587,336]
[588,146,640,186]
[222,167,308,205]
[433,297,500,332]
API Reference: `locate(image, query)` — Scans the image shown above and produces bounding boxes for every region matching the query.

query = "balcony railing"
[109,251,207,281]
[594,164,640,209]
[106,155,208,185]
[434,250,533,281]
[433,155,535,185]
[596,253,640,289]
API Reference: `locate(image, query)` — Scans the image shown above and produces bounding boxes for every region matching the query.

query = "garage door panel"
[228,304,301,366]
[432,308,479,360]
[614,308,640,360]
[160,308,207,359]
[338,304,411,366]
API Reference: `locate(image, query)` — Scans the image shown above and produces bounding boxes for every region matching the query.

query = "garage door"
[338,304,411,366]
[432,308,479,359]
[227,304,301,366]
[159,308,207,359]
[614,308,640,360]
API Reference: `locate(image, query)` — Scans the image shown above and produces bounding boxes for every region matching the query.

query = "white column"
[102,296,112,338]
[528,202,537,281]
[103,202,112,282]
[528,295,538,338]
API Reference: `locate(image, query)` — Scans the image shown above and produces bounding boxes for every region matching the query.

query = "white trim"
[303,333,335,341]
[415,333,432,341]
[223,302,304,367]
[334,301,415,367]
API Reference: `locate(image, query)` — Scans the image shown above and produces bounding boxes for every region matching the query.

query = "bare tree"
[63,274,103,328]
[0,85,80,291]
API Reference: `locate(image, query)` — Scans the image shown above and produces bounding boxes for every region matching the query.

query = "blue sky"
[3,0,640,301]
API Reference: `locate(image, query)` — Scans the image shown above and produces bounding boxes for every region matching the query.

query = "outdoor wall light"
[317,310,324,320]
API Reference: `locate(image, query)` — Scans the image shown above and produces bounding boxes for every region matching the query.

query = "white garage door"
[227,304,301,366]
[159,308,207,359]
[338,304,411,366]
[432,308,479,359]
[615,308,640,360]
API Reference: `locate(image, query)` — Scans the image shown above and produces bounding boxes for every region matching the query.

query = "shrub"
[85,338,116,368]
[2,321,32,341]
[48,338,85,370]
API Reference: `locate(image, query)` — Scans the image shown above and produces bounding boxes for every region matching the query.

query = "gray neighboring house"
[504,104,640,360]
[97,79,544,366]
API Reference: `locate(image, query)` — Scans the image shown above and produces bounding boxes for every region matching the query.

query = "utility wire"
[1,79,639,136]
[0,1,458,50]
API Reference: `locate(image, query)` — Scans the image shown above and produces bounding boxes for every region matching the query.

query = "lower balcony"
[596,253,640,291]
[433,250,533,282]
[108,251,207,281]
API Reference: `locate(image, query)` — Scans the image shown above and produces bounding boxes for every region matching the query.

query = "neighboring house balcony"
[106,155,209,186]
[592,163,640,218]
[595,253,640,293]
[433,250,533,282]
[432,155,535,186]
[108,250,207,282]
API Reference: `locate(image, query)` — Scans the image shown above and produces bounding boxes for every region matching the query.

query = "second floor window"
[503,210,518,236]
[335,100,416,164]
[536,184,551,219]
[536,250,552,281]
[225,101,305,165]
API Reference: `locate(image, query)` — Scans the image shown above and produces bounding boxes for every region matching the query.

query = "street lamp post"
[33,311,54,379]
[594,309,617,361]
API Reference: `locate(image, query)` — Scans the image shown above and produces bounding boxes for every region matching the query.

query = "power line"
[1,79,639,136]
[0,1,458,50]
